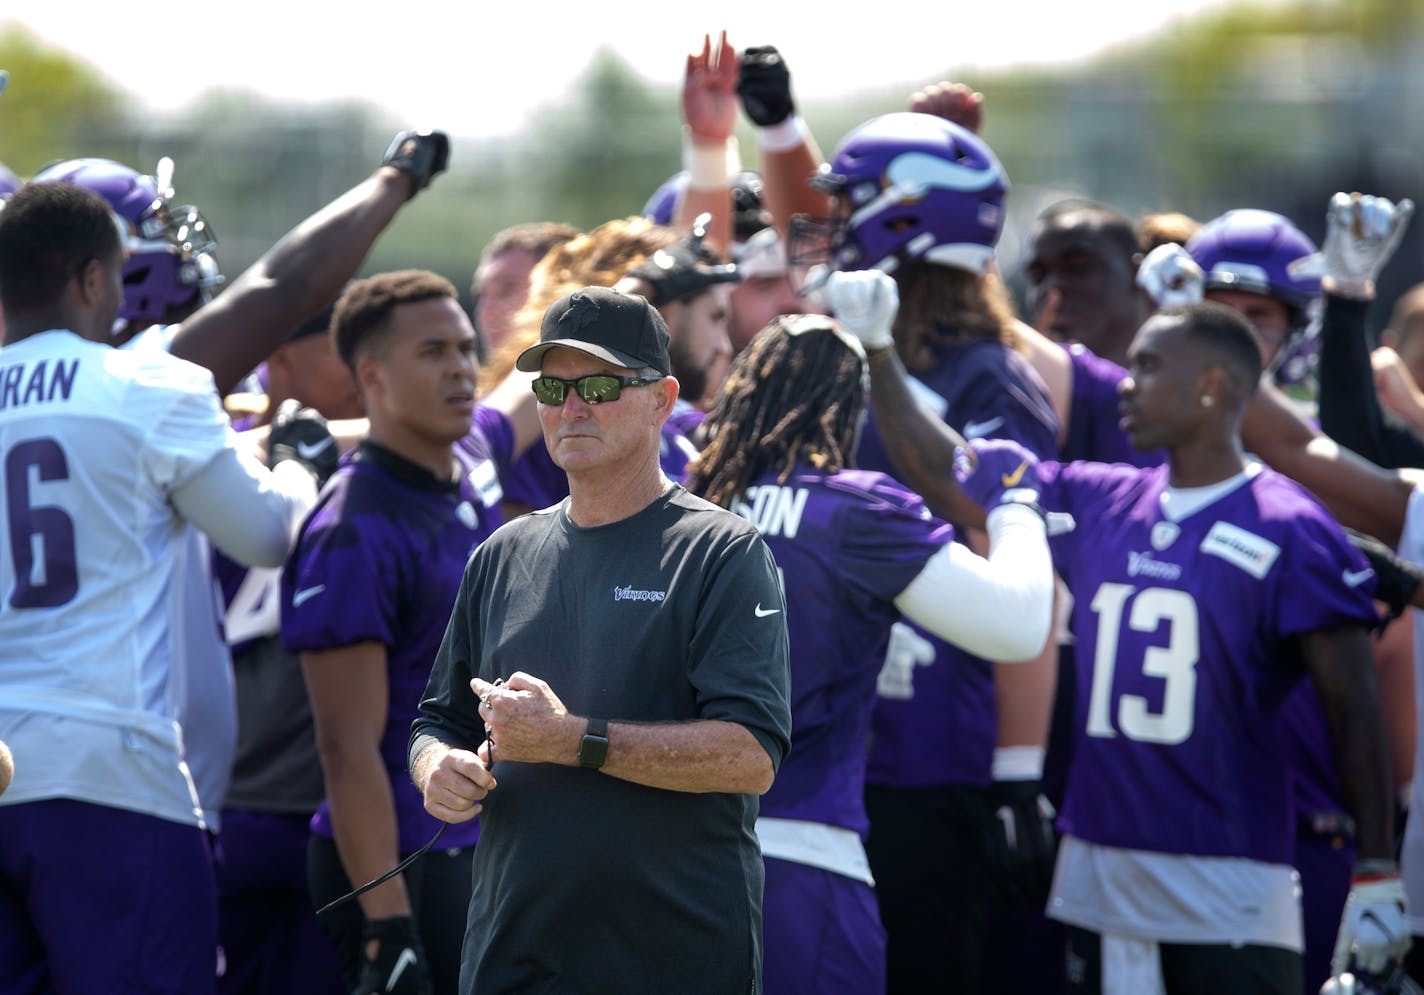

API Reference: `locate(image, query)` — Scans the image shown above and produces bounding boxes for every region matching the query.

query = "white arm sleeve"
[170,448,317,568]
[892,502,1054,662]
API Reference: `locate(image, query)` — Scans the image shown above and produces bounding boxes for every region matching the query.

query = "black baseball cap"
[516,286,671,376]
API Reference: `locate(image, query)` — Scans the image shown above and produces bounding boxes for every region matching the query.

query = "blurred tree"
[0,26,130,175]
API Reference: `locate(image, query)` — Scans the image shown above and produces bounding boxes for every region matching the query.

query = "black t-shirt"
[412,485,791,995]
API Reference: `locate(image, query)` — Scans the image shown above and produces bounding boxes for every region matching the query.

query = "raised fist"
[382,130,450,198]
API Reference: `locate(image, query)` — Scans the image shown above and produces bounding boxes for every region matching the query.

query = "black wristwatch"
[578,717,609,770]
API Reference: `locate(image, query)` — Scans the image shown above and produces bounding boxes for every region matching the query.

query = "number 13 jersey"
[1037,458,1378,865]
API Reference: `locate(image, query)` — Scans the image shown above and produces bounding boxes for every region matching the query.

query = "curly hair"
[478,216,683,393]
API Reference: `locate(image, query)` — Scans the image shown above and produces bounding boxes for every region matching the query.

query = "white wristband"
[992,745,1045,781]
[682,130,742,191]
[757,115,808,153]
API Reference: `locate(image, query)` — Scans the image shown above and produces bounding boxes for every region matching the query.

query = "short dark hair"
[1157,300,1263,390]
[0,182,121,313]
[478,221,581,269]
[331,270,458,371]
[1034,199,1140,263]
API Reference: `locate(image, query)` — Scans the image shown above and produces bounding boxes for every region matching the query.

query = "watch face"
[578,733,608,769]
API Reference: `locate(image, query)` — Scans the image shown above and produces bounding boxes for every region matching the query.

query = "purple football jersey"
[281,407,511,854]
[1036,460,1377,863]
[1062,344,1165,467]
[858,338,1060,787]
[732,466,954,835]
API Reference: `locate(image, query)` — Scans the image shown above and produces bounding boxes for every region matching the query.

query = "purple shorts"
[0,799,217,994]
[762,856,886,995]
[215,808,344,995]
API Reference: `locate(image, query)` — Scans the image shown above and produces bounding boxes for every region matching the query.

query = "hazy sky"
[9,1,1249,138]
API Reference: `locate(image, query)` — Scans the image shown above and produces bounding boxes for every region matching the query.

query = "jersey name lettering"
[0,358,80,411]
[734,485,809,539]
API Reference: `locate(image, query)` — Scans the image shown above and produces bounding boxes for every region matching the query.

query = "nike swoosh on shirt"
[962,416,1004,438]
[386,947,418,991]
[1342,568,1374,587]
[754,604,781,618]
[292,584,326,607]
[295,437,335,460]
[1000,460,1029,488]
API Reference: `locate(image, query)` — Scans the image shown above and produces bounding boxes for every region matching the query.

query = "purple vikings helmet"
[788,112,1008,283]
[1186,208,1323,386]
[1185,209,1321,322]
[642,169,772,241]
[0,163,20,198]
[33,157,222,330]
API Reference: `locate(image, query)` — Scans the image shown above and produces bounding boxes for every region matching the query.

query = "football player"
[839,268,1404,995]
[686,311,1055,995]
[787,110,1064,994]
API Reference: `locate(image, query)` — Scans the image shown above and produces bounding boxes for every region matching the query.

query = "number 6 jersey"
[0,329,233,825]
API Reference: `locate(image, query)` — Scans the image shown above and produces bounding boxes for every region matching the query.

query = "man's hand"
[474,672,578,765]
[986,779,1058,907]
[381,130,450,199]
[907,81,983,133]
[954,437,1041,511]
[683,32,740,144]
[624,212,739,306]
[737,44,795,127]
[875,621,936,700]
[1322,192,1414,300]
[417,744,495,824]
[1332,867,1411,977]
[826,269,898,352]
[1136,242,1205,309]
[267,398,339,487]
[355,916,432,995]
[1344,527,1419,628]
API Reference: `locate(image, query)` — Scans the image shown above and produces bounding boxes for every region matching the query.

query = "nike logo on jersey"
[754,604,781,618]
[386,948,418,991]
[1000,460,1029,488]
[1343,567,1375,587]
[295,437,335,460]
[963,416,1004,439]
[292,584,326,607]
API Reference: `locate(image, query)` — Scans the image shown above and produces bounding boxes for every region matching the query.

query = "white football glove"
[1322,192,1415,299]
[875,621,936,700]
[826,269,899,352]
[1136,242,1205,309]
[1331,870,1410,977]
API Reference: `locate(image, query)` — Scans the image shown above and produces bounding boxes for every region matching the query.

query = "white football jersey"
[0,328,230,826]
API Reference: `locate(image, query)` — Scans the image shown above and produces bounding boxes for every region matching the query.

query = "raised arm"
[168,130,448,394]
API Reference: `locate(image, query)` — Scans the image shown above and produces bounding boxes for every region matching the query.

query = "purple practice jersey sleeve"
[281,432,507,854]
[858,338,1060,788]
[1035,459,1378,864]
[734,467,955,835]
[1062,344,1165,466]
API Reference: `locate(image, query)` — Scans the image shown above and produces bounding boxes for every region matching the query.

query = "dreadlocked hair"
[893,262,1019,373]
[687,316,865,510]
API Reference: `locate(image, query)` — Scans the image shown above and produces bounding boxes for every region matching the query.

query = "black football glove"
[354,916,432,995]
[737,45,796,127]
[626,213,739,307]
[1345,527,1419,631]
[986,779,1059,908]
[381,130,449,198]
[267,398,339,488]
